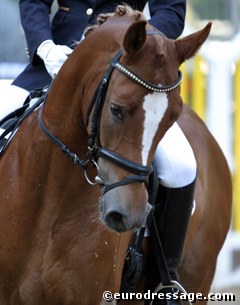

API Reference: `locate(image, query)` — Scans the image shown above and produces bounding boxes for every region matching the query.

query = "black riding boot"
[146,179,196,305]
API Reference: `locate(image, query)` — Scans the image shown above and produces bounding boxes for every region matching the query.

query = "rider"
[0,0,196,298]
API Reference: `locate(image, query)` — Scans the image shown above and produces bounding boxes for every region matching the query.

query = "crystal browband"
[113,62,183,93]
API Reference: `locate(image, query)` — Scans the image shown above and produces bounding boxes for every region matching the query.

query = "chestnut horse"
[0,6,231,305]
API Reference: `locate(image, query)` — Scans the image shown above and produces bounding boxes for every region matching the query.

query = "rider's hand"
[37,40,73,78]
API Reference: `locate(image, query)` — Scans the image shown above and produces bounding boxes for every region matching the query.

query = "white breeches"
[155,122,197,188]
[0,84,29,120]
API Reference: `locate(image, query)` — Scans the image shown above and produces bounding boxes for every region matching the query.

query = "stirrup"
[150,280,192,305]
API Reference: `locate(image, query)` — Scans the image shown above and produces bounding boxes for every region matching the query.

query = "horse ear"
[123,20,147,56]
[175,22,212,63]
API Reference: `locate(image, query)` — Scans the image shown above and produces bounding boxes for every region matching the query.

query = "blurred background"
[0,0,239,300]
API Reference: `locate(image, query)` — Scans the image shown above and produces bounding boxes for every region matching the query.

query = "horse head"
[76,6,212,233]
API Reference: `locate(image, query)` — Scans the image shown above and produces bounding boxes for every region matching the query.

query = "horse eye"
[110,104,124,120]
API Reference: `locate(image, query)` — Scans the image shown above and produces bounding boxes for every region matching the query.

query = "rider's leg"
[153,122,197,281]
[155,122,197,188]
[0,84,29,120]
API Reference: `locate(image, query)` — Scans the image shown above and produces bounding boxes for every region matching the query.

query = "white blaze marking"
[142,92,168,165]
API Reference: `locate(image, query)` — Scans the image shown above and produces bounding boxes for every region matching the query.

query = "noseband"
[39,44,182,194]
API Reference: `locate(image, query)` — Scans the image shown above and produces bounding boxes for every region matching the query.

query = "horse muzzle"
[100,193,152,233]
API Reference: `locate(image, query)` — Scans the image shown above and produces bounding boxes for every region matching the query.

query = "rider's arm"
[19,0,54,64]
[148,0,186,39]
[19,0,72,78]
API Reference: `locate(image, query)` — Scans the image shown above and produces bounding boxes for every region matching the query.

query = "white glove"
[37,40,73,78]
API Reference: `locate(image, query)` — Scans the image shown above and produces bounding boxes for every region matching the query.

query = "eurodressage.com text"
[102,290,236,303]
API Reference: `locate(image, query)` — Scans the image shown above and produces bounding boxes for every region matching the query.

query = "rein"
[38,46,182,194]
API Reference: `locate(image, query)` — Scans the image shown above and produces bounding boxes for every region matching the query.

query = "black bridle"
[39,48,182,194]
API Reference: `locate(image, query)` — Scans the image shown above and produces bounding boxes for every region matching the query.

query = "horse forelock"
[83,4,147,38]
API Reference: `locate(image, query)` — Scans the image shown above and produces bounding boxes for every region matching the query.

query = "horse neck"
[34,45,111,209]
[43,72,84,145]
[42,40,113,142]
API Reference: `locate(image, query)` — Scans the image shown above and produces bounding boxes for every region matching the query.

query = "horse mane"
[83,5,147,37]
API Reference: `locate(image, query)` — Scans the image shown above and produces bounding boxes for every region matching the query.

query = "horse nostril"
[105,211,126,233]
[108,211,122,223]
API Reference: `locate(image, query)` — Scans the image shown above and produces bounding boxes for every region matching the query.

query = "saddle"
[0,88,47,156]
